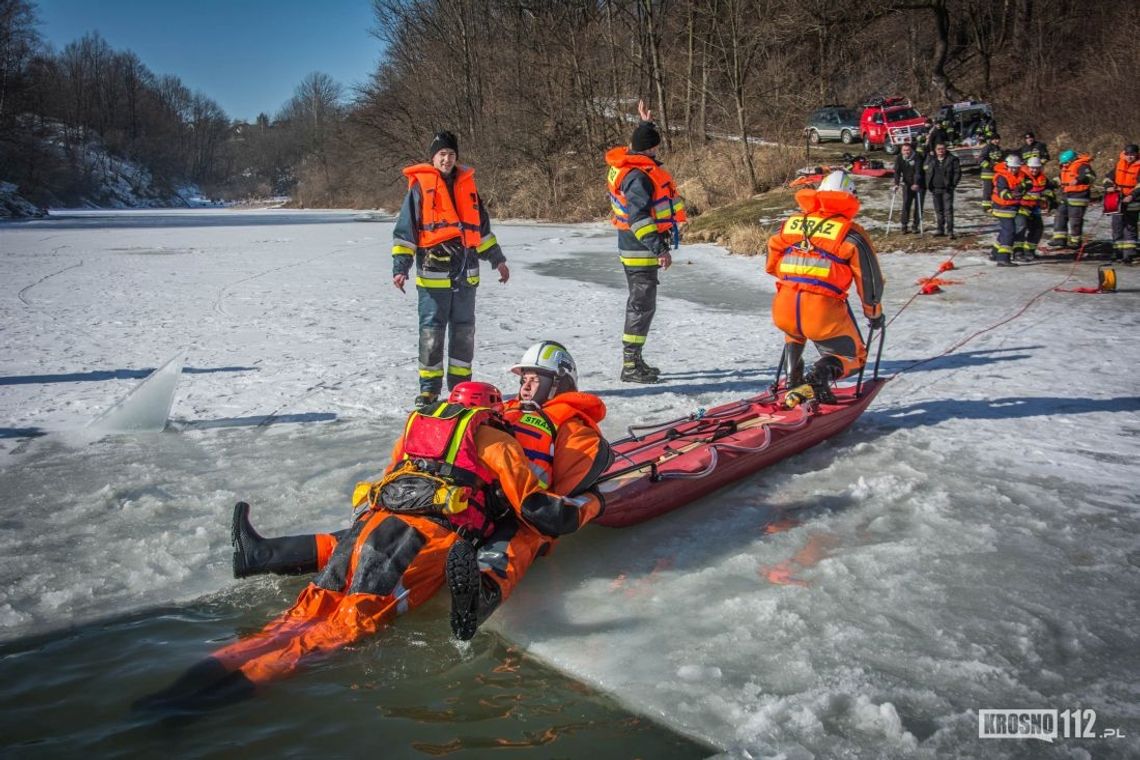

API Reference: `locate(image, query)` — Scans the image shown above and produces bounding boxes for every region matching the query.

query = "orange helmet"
[448,381,503,412]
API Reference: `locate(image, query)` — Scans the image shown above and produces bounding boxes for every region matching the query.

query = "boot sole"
[446,540,480,640]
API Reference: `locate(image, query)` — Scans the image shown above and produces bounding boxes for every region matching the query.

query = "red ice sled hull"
[594,379,884,528]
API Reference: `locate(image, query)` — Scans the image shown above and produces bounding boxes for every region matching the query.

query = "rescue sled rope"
[600,406,810,483]
[884,215,1105,381]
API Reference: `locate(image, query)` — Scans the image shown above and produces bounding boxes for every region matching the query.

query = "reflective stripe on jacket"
[765,188,884,320]
[1018,168,1050,214]
[605,146,686,265]
[991,164,1024,216]
[391,164,505,288]
[1060,154,1093,197]
[396,402,499,536]
[503,392,609,495]
[1114,154,1140,197]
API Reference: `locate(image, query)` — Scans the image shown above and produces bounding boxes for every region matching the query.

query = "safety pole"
[886,187,897,235]
[769,345,788,395]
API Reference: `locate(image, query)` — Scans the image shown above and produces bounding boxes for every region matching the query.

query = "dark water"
[530,249,770,313]
[2,210,376,231]
[0,579,713,759]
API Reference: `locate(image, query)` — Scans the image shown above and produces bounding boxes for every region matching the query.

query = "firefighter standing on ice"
[391,131,510,409]
[604,99,686,384]
[765,171,885,407]
[1050,149,1095,249]
[1106,143,1140,265]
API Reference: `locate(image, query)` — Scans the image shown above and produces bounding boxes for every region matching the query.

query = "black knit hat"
[428,131,458,159]
[631,121,661,152]
[1125,144,1139,155]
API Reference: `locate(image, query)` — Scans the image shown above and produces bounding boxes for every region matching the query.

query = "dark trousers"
[930,189,955,234]
[900,186,920,230]
[994,214,1017,262]
[1052,198,1088,245]
[1014,212,1044,258]
[981,177,994,209]
[1111,209,1139,261]
[622,267,659,347]
[417,286,476,394]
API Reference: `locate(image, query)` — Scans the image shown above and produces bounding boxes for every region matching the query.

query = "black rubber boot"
[446,539,502,641]
[231,501,319,579]
[804,356,843,404]
[621,346,660,384]
[785,343,806,388]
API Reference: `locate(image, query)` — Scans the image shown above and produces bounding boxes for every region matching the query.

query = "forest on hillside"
[1,0,1134,215]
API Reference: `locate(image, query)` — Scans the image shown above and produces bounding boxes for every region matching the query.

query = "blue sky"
[34,0,382,122]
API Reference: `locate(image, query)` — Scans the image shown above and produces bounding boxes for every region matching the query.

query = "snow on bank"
[0,182,47,219]
[1,206,1138,757]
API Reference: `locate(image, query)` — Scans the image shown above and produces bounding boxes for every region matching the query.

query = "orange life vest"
[1114,154,1140,195]
[605,147,687,238]
[1060,153,1092,194]
[769,190,857,300]
[393,402,500,537]
[1018,168,1049,211]
[991,163,1023,212]
[403,164,483,250]
[503,393,604,490]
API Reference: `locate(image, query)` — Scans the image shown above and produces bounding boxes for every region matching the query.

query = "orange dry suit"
[478,391,612,603]
[152,403,593,702]
[766,187,884,378]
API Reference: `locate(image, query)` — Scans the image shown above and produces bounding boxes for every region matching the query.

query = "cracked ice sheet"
[2,206,1139,757]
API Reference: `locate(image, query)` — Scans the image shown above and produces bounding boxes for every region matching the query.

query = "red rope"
[881,213,1106,381]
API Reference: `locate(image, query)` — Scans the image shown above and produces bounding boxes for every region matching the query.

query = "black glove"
[868,314,885,330]
[653,238,671,257]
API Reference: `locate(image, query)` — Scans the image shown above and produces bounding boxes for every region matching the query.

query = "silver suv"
[804,106,860,145]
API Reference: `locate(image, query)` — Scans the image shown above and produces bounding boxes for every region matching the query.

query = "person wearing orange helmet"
[765,171,885,407]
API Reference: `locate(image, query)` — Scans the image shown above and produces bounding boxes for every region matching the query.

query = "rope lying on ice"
[883,211,1109,381]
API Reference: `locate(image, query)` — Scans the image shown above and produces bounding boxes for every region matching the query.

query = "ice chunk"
[88,352,185,433]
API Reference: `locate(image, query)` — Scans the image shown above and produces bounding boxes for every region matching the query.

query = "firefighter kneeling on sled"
[765,170,886,407]
[230,380,602,641]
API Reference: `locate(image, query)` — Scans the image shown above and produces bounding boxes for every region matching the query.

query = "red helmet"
[448,381,503,412]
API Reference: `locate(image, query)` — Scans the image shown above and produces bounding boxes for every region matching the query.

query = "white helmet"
[1005,153,1023,168]
[1026,156,1043,168]
[511,341,577,403]
[818,170,856,196]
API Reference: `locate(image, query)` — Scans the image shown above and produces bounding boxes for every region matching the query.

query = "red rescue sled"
[594,378,885,527]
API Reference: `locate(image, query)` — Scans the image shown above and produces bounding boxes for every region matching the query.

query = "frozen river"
[1,205,1138,758]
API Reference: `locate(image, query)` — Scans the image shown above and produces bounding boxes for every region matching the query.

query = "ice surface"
[87,351,184,432]
[1,205,1137,757]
